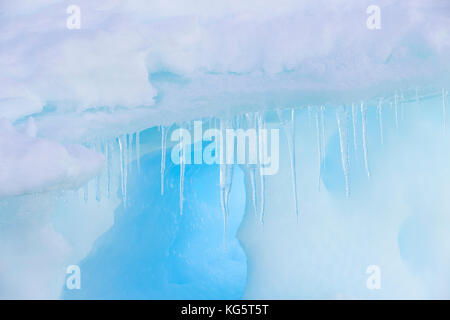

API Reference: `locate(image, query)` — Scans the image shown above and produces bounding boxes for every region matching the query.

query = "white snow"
[0,119,105,197]
[0,0,449,140]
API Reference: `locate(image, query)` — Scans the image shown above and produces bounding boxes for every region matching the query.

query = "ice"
[83,183,89,203]
[136,131,141,173]
[320,106,326,165]
[351,103,358,154]
[314,108,323,189]
[277,108,300,218]
[160,126,167,195]
[336,107,350,198]
[1,0,450,300]
[0,1,449,141]
[105,141,112,199]
[249,167,258,216]
[128,134,134,171]
[360,102,370,179]
[394,93,399,129]
[243,113,259,216]
[377,99,384,145]
[219,119,234,233]
[117,136,128,207]
[257,113,266,223]
[443,89,447,131]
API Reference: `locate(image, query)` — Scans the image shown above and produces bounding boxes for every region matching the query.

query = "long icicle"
[245,113,258,216]
[95,145,101,202]
[288,109,299,219]
[219,119,234,245]
[336,107,350,198]
[361,102,370,179]
[160,126,167,195]
[117,136,127,207]
[308,105,312,128]
[315,108,322,190]
[320,105,326,166]
[249,167,258,216]
[94,141,101,202]
[443,88,447,132]
[127,133,133,179]
[106,140,111,199]
[257,113,266,223]
[352,103,358,154]
[394,92,399,129]
[118,137,124,203]
[277,108,299,218]
[220,164,234,246]
[136,131,141,173]
[124,135,128,207]
[377,99,384,145]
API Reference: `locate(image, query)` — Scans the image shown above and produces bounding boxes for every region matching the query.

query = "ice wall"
[61,143,247,299]
[239,93,450,299]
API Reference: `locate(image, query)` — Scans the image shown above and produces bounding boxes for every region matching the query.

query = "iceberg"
[0,0,450,299]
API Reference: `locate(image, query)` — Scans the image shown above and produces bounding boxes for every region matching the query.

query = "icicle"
[336,107,350,198]
[136,131,141,172]
[360,102,370,179]
[244,113,258,216]
[219,119,234,243]
[308,105,312,128]
[117,136,128,207]
[351,103,358,154]
[277,108,299,218]
[443,88,447,132]
[106,141,111,199]
[377,99,384,145]
[95,175,101,202]
[160,126,167,195]
[288,109,299,218]
[124,135,128,206]
[179,125,185,215]
[257,114,266,223]
[394,92,399,129]
[83,182,89,203]
[220,163,234,244]
[320,105,326,163]
[118,137,124,204]
[94,140,102,202]
[128,133,134,170]
[315,108,322,189]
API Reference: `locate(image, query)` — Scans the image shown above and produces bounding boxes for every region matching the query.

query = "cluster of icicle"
[76,131,141,207]
[78,88,448,232]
